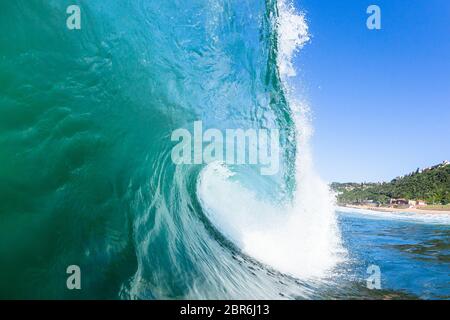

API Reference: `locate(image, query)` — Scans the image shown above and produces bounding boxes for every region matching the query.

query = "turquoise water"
[0,0,449,299]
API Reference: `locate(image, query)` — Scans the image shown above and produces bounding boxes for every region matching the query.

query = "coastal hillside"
[331,161,450,205]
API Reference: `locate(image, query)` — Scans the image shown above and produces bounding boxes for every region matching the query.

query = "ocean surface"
[0,0,449,299]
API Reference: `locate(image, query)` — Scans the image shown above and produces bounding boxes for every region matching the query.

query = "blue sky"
[293,0,450,182]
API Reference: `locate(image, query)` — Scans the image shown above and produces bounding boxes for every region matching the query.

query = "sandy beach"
[344,205,450,215]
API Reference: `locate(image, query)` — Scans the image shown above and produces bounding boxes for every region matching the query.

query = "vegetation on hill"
[331,162,450,205]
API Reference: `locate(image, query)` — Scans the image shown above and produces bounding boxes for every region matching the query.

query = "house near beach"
[390,198,427,208]
[416,200,427,206]
[408,200,417,207]
[389,199,409,206]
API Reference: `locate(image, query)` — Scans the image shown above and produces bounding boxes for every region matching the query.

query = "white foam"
[198,162,343,279]
[276,0,310,77]
[337,206,450,225]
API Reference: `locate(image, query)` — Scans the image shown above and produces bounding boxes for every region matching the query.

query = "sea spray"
[276,0,346,276]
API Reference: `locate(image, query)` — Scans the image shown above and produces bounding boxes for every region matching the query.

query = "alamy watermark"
[366,264,381,290]
[66,5,81,30]
[366,5,381,30]
[66,265,81,290]
[171,121,280,175]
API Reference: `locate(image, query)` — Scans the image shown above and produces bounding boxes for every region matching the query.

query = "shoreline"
[342,205,450,215]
